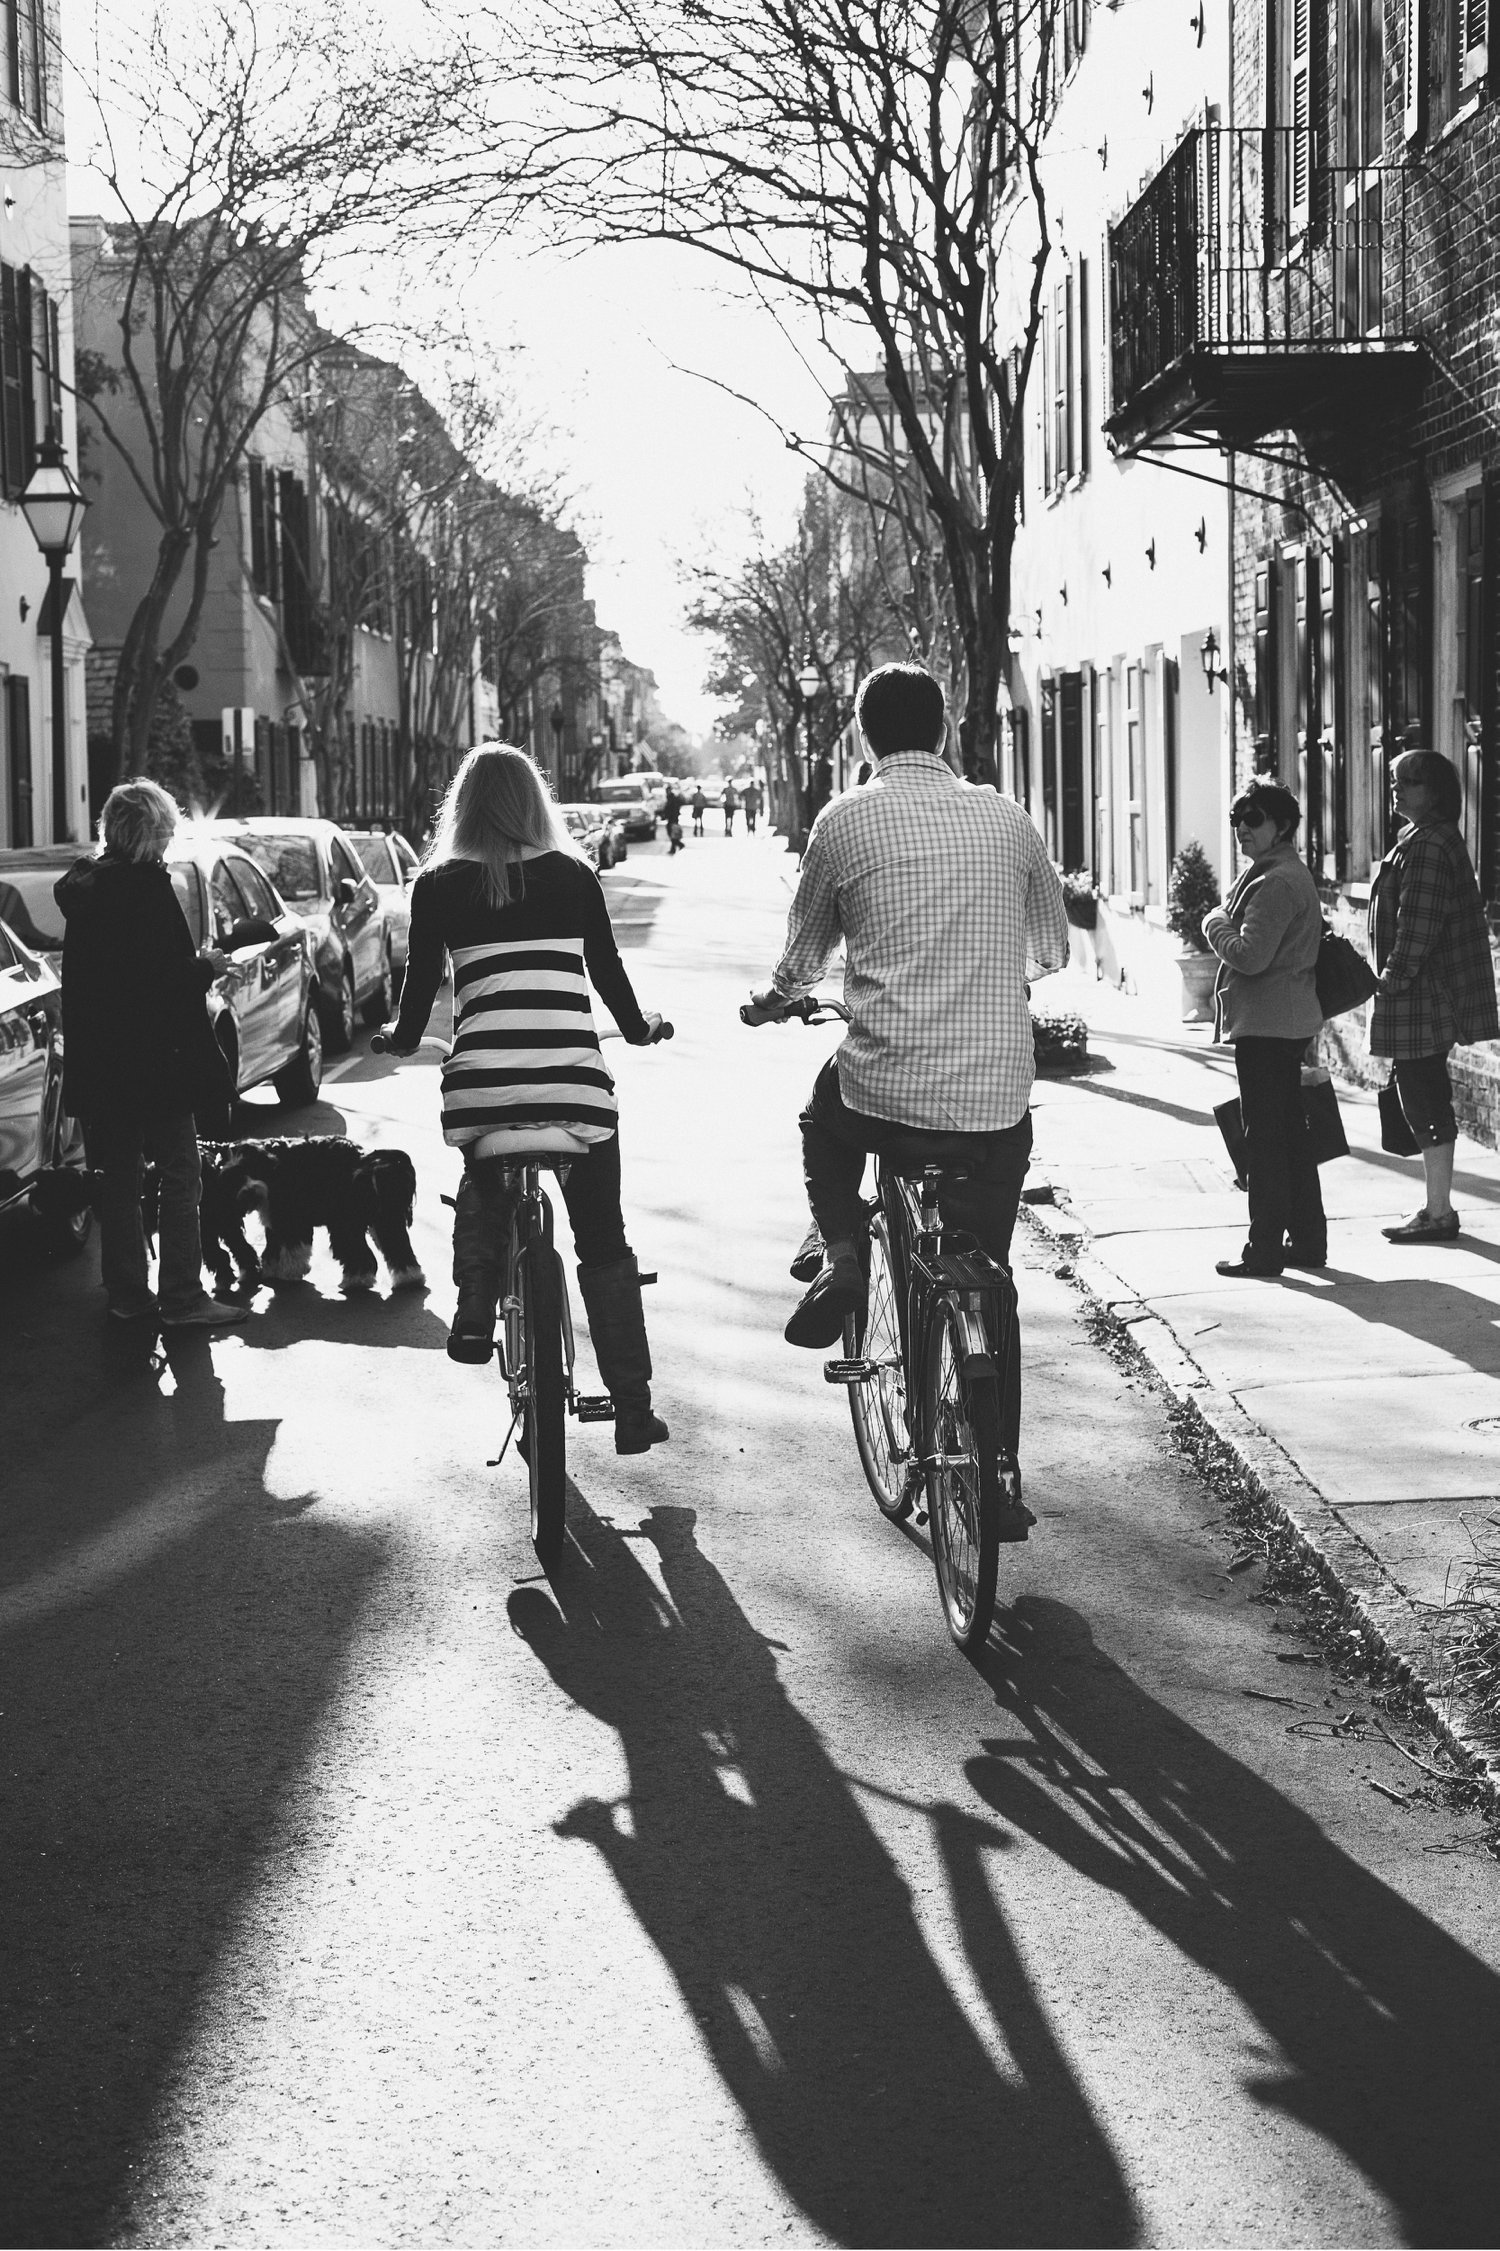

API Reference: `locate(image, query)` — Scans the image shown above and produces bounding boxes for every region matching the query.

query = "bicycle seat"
[885,1158,973,1183]
[468,1126,593,1162]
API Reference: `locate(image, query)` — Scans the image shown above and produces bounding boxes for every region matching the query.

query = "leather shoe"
[785,1259,866,1348]
[1215,1257,1283,1278]
[1382,1209,1460,1243]
[789,1221,824,1284]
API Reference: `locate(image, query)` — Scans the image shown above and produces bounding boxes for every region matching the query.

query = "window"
[5,0,47,126]
[232,858,281,922]
[247,459,281,602]
[210,859,251,941]
[1454,0,1488,101]
[1042,259,1090,497]
[169,866,206,948]
[0,263,34,499]
[330,834,362,888]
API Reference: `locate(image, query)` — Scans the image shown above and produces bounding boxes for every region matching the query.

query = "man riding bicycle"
[749,662,1068,1508]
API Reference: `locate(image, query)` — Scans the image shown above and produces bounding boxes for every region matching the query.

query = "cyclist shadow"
[509,1501,1137,2248]
[969,1596,1500,2244]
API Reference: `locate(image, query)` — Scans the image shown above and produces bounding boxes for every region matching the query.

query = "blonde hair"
[425,743,579,907]
[99,778,180,863]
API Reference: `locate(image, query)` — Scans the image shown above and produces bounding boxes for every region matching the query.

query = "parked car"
[595,774,659,841]
[556,803,625,870]
[197,816,391,1052]
[0,834,323,1138]
[0,912,90,1255]
[345,827,420,979]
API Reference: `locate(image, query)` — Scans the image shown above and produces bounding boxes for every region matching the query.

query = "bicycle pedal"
[638,1271,658,1285]
[571,1394,616,1421]
[823,1357,874,1384]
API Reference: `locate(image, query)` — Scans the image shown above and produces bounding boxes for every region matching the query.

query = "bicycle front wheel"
[845,1216,914,1519]
[522,1240,567,1565]
[923,1300,1001,1654]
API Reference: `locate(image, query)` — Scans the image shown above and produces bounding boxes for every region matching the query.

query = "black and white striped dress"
[393,855,650,1146]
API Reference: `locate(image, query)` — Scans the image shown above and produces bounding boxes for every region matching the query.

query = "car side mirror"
[225,916,279,951]
[335,876,358,907]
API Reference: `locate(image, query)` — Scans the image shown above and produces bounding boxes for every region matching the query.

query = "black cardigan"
[55,856,223,1119]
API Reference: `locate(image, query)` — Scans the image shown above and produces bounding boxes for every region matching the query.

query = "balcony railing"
[1106,127,1420,449]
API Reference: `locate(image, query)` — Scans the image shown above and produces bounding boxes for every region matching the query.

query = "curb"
[1022,1193,1500,1815]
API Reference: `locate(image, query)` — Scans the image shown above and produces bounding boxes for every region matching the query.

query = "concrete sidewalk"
[1026,962,1500,1794]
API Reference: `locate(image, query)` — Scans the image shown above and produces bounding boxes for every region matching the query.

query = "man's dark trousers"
[798,1058,1032,1457]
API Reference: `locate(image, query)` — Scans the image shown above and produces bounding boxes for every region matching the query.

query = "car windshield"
[230,832,321,902]
[0,868,71,951]
[349,835,397,883]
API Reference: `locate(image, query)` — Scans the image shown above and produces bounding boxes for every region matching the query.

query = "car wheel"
[275,999,325,1109]
[361,945,394,1028]
[323,962,357,1054]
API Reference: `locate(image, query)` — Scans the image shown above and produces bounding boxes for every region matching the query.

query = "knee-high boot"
[449,1165,512,1363]
[577,1253,670,1454]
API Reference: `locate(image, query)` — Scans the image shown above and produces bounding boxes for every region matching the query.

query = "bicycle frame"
[489,1157,613,1459]
[875,1163,1015,1457]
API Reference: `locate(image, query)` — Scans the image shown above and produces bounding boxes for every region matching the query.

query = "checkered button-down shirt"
[772,753,1069,1130]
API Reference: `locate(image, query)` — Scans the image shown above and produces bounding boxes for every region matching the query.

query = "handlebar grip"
[649,1020,674,1044]
[370,1032,390,1053]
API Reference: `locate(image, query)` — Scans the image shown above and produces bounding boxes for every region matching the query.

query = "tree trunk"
[111,526,195,779]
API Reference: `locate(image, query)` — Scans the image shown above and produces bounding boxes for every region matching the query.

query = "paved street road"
[4,830,1499,2248]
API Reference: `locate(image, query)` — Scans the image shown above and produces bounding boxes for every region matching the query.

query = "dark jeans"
[453,1130,631,1291]
[85,1109,203,1315]
[1234,1037,1327,1269]
[799,1059,1032,1455]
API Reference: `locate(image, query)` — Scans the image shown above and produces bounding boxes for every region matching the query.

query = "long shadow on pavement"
[509,1499,1136,2249]
[970,1596,1500,2249]
[1278,1265,1500,1381]
[0,1334,386,2249]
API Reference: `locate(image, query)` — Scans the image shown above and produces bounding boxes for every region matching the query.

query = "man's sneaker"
[785,1254,866,1349]
[159,1296,250,1327]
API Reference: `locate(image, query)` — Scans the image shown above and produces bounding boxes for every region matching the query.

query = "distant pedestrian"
[722,779,739,836]
[54,778,247,1329]
[1370,749,1498,1243]
[663,783,685,854]
[691,786,706,837]
[741,778,762,834]
[1201,781,1325,1278]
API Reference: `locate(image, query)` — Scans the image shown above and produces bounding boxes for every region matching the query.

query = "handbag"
[1214,1075,1349,1186]
[1315,922,1379,1018]
[1378,1071,1420,1156]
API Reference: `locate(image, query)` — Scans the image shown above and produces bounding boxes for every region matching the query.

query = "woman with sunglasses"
[1201,781,1325,1277]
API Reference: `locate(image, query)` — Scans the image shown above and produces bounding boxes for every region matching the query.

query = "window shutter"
[1041,293,1053,493]
[1077,257,1091,478]
[1062,270,1075,480]
[1290,0,1312,225]
[248,459,267,588]
[1403,0,1424,138]
[1482,470,1499,899]
[1253,557,1279,771]
[1462,0,1488,85]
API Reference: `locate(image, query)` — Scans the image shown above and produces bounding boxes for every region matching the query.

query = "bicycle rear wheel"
[845,1216,914,1519]
[923,1299,1001,1654]
[522,1240,567,1565]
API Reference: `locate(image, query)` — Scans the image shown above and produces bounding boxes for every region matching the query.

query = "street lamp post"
[20,429,88,844]
[796,664,820,853]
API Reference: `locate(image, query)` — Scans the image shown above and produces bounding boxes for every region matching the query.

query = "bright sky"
[376,238,835,738]
[65,0,843,738]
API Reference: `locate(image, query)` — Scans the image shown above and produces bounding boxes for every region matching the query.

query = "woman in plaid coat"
[1369,749,1499,1243]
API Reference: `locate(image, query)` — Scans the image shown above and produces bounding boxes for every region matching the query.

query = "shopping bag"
[1214,1078,1350,1186]
[1378,1073,1420,1156]
[1314,924,1379,1018]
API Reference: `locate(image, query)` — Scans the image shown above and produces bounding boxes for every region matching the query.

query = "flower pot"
[1177,949,1218,1023]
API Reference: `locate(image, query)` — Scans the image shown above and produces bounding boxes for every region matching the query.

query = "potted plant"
[1059,866,1101,977]
[1167,840,1221,1022]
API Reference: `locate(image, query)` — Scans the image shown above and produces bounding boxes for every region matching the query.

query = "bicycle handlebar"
[374,1023,674,1054]
[740,994,852,1027]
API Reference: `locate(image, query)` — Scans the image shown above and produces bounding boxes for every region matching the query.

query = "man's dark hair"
[856,663,945,758]
[1229,779,1301,839]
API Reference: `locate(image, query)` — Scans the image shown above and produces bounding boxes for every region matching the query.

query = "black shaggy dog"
[201,1137,426,1296]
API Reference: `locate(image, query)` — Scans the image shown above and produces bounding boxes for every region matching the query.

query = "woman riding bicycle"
[385,743,669,1453]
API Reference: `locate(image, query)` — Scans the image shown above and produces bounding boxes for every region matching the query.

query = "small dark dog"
[203,1136,425,1295]
[34,1137,426,1298]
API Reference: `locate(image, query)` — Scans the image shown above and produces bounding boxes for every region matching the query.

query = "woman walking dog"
[384,745,672,1452]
